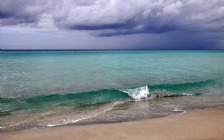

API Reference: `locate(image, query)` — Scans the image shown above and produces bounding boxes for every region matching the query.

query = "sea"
[1,50,224,132]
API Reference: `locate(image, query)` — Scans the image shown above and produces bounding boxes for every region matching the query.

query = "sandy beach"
[1,108,224,140]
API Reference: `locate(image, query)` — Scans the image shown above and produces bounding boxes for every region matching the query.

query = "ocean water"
[0,50,224,132]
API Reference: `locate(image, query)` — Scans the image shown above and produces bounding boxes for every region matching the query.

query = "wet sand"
[1,108,224,140]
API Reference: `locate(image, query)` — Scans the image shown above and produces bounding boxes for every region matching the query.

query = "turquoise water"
[1,50,224,131]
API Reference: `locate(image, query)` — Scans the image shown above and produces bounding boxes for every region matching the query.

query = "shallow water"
[1,50,224,132]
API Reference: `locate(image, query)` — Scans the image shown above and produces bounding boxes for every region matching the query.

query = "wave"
[120,85,150,101]
[0,80,215,116]
[0,89,130,116]
[150,79,214,93]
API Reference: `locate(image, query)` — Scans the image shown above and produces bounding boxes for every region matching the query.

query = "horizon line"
[1,49,224,51]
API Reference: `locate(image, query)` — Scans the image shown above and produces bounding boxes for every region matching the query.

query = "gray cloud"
[0,0,224,36]
[0,0,51,26]
[52,0,224,36]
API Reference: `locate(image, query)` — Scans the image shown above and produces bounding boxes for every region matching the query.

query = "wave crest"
[120,85,151,101]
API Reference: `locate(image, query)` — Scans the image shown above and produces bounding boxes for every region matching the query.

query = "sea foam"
[120,85,151,101]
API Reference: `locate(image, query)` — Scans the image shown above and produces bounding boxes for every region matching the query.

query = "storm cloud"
[1,0,224,36]
[0,0,224,49]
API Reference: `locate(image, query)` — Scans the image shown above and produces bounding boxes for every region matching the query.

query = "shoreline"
[1,108,224,140]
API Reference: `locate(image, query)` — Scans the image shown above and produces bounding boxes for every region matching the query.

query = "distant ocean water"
[1,50,224,132]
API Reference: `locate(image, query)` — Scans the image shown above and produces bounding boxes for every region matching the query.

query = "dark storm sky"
[0,0,224,50]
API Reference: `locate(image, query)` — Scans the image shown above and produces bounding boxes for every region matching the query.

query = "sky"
[0,0,224,50]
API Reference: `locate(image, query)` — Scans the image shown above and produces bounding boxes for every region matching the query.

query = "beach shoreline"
[1,108,224,140]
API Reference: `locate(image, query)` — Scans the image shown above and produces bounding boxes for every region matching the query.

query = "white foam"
[121,85,151,101]
[45,101,122,128]
[182,93,193,96]
[172,108,186,114]
[47,119,81,127]
[47,124,56,127]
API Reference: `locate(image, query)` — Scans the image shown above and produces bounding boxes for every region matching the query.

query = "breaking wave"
[0,80,215,116]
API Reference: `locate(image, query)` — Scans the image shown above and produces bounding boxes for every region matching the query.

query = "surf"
[0,80,215,116]
[120,85,150,101]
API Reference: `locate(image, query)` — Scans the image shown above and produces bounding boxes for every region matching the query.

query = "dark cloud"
[67,23,131,31]
[94,25,178,37]
[0,0,49,26]
[0,0,224,50]
[1,0,223,36]
[53,0,224,36]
